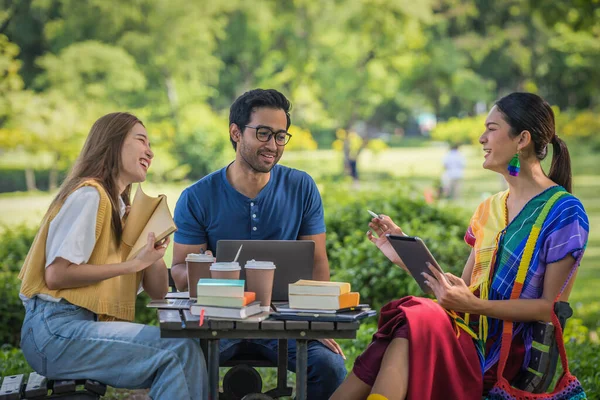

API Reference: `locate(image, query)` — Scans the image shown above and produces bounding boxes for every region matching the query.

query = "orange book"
[242,292,256,306]
[338,292,360,309]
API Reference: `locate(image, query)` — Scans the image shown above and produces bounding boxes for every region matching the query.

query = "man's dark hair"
[229,89,292,150]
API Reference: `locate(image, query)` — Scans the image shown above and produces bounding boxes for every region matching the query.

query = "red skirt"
[353,296,524,399]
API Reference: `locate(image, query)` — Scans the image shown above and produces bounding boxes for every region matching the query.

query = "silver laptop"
[216,240,314,301]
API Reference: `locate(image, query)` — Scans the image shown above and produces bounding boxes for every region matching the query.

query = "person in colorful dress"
[331,92,589,400]
[18,112,207,399]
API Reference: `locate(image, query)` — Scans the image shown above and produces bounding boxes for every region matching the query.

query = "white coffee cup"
[186,253,215,263]
[210,261,241,280]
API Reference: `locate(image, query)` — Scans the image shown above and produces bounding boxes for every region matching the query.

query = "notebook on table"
[147,298,195,309]
[272,302,371,314]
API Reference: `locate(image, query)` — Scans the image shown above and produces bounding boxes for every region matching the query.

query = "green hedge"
[0,224,37,347]
[0,345,32,377]
[324,182,470,310]
[0,224,37,274]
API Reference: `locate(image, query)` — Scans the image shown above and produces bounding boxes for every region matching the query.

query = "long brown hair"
[48,112,144,243]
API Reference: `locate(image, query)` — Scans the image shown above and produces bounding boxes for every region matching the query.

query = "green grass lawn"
[1,144,598,327]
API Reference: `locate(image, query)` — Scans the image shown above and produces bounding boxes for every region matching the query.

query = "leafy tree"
[0,33,39,189]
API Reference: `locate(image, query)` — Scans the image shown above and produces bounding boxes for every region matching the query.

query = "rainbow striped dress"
[463,185,589,374]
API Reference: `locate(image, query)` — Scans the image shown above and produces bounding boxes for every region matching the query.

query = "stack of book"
[190,279,262,319]
[288,280,360,310]
[269,280,375,323]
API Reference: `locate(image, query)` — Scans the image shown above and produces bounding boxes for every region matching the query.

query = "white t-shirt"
[20,187,126,303]
[442,149,466,180]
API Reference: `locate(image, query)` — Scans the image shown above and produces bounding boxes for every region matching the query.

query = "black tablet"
[386,234,445,294]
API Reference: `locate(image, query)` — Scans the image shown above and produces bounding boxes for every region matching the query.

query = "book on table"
[288,291,360,310]
[190,301,262,319]
[196,292,256,308]
[288,280,351,296]
[121,184,177,261]
[196,279,245,298]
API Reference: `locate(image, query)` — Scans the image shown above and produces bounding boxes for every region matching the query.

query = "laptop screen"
[215,240,315,301]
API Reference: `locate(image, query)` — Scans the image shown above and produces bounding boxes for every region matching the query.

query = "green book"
[197,279,245,286]
[197,279,245,298]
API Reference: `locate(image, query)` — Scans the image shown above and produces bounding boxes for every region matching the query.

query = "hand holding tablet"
[385,234,447,294]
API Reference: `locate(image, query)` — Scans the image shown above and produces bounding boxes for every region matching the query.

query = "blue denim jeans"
[219,339,347,400]
[20,297,207,400]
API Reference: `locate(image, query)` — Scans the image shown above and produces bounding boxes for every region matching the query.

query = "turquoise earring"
[508,153,520,176]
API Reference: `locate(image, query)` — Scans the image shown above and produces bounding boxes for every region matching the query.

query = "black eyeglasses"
[244,125,292,146]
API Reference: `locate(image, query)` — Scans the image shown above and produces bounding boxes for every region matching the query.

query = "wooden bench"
[0,373,106,399]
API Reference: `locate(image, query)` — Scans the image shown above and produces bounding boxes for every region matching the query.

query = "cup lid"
[244,259,276,269]
[210,262,241,271]
[186,253,215,262]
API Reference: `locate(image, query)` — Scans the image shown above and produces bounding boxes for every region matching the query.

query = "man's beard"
[239,143,280,173]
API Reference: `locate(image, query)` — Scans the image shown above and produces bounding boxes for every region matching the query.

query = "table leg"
[208,339,220,400]
[277,339,288,390]
[295,339,308,400]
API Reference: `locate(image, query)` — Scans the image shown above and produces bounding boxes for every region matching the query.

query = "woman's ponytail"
[548,135,572,193]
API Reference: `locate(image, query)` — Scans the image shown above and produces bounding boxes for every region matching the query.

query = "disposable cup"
[244,260,276,308]
[210,261,241,280]
[186,253,215,298]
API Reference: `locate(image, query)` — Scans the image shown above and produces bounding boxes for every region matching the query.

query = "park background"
[0,0,598,398]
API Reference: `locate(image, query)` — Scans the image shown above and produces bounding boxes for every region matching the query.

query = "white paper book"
[288,292,360,310]
[190,301,262,319]
[288,280,351,296]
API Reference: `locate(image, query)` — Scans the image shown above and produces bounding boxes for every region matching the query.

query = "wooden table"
[158,309,360,400]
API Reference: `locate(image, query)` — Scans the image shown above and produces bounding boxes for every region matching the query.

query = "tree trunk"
[49,168,58,191]
[25,168,36,191]
[164,70,180,132]
[48,152,61,191]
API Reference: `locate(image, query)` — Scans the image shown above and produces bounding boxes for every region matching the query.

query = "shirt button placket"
[250,201,257,236]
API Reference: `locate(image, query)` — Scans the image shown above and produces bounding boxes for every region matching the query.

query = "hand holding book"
[132,232,171,271]
[121,184,177,262]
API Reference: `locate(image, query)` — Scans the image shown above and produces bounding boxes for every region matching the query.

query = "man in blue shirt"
[171,89,347,399]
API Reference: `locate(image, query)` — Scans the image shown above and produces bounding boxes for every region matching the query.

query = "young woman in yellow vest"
[18,112,207,399]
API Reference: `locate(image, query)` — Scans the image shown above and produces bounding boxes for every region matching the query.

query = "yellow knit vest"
[18,180,142,321]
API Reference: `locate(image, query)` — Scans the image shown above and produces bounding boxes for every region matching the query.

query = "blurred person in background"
[440,143,466,200]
